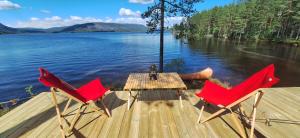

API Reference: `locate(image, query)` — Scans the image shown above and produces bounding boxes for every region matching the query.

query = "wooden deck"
[0,87,299,138]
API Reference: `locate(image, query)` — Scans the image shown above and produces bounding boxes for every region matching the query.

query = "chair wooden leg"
[50,90,66,138]
[68,104,83,132]
[201,108,226,123]
[238,104,247,117]
[229,109,246,138]
[250,91,264,118]
[250,91,264,138]
[127,91,132,110]
[197,105,205,123]
[100,98,111,117]
[179,90,183,108]
[62,98,72,115]
[250,107,257,138]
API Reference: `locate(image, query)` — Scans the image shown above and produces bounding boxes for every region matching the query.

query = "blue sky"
[0,0,234,28]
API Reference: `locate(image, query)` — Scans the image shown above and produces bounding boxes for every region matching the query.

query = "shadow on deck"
[0,87,299,138]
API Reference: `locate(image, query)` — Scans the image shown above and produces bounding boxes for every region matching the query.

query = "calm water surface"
[0,32,299,102]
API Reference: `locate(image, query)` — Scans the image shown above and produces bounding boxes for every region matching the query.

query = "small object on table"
[149,64,158,80]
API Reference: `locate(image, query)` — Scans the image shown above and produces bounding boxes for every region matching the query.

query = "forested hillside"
[174,0,300,44]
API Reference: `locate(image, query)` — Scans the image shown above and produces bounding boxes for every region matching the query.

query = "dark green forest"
[174,0,300,45]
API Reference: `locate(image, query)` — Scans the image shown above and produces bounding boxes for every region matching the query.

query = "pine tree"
[142,0,202,72]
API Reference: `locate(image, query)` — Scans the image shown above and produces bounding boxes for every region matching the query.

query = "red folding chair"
[196,64,279,138]
[38,68,111,137]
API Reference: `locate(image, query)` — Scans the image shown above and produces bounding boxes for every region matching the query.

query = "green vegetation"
[174,0,300,45]
[25,85,35,97]
[0,85,36,117]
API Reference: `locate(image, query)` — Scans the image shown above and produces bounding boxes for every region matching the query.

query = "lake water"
[0,32,299,102]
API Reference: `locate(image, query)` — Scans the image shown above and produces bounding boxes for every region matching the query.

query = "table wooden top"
[123,73,187,90]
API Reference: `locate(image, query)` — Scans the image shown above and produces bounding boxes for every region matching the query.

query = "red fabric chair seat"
[196,64,279,106]
[77,78,108,102]
[39,68,109,103]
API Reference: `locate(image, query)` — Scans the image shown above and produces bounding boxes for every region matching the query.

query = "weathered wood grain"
[0,87,299,138]
[123,73,187,90]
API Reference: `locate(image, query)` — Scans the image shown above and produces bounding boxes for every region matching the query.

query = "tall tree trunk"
[159,0,164,72]
[290,29,294,39]
[218,27,222,38]
[295,27,300,40]
[277,27,281,38]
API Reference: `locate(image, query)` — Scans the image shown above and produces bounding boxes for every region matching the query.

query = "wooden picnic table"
[123,73,187,110]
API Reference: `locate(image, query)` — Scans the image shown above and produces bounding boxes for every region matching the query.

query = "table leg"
[127,91,132,110]
[177,90,183,108]
[136,91,139,102]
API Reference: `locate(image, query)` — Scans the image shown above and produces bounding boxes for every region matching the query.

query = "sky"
[0,0,234,28]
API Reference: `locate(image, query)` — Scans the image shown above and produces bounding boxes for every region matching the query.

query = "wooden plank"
[148,90,163,138]
[1,88,300,138]
[87,91,119,138]
[180,91,210,137]
[0,92,67,138]
[127,91,142,138]
[157,90,175,138]
[241,88,300,138]
[106,91,128,138]
[159,90,180,138]
[138,91,150,138]
[0,92,49,128]
[165,90,190,138]
[117,99,134,138]
[97,91,126,137]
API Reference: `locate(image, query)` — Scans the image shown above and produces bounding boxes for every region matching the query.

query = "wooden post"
[50,88,66,138]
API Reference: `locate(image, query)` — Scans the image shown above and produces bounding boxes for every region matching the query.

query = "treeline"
[174,0,300,43]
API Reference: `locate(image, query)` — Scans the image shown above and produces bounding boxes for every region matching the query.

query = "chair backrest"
[229,64,279,103]
[38,68,86,102]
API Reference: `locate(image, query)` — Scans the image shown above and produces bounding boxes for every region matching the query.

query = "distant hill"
[0,23,18,34]
[0,22,147,34]
[57,22,147,33]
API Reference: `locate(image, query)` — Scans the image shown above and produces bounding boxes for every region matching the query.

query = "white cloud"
[104,17,113,23]
[165,17,185,26]
[45,16,61,21]
[30,17,39,21]
[0,0,20,10]
[115,17,146,25]
[40,9,51,14]
[16,16,102,28]
[70,16,82,20]
[119,8,141,17]
[129,0,154,4]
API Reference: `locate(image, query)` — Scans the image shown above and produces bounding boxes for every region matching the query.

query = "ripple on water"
[0,33,300,102]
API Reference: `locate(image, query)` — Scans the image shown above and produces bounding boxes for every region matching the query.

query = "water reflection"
[0,33,299,102]
[187,38,300,87]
